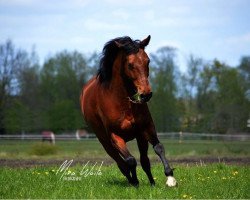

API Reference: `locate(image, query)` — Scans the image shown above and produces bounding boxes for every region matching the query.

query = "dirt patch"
[0,157,249,168]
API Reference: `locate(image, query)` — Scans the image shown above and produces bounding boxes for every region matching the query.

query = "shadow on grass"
[106,178,132,187]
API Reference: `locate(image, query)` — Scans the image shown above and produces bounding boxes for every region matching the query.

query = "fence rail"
[157,132,250,141]
[0,132,249,141]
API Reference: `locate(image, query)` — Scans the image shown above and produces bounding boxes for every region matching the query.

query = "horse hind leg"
[124,156,138,186]
[98,136,135,185]
[136,136,155,186]
[111,133,139,186]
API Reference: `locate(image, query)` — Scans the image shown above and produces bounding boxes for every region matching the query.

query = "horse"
[42,131,55,144]
[80,35,176,187]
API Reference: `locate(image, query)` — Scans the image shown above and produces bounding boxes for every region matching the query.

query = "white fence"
[157,132,250,141]
[0,132,249,141]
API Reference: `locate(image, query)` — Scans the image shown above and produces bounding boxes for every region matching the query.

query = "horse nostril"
[140,92,153,102]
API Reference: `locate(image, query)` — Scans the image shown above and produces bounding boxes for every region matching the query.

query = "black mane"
[97,36,141,84]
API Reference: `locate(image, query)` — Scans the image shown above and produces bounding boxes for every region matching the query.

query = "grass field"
[0,163,249,199]
[0,139,250,160]
[0,139,249,199]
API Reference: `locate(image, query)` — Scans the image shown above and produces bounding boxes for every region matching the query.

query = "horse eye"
[128,63,134,70]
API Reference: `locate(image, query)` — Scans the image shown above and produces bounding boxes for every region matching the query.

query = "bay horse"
[80,35,176,187]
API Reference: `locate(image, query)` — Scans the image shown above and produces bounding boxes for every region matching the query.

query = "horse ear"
[140,35,151,49]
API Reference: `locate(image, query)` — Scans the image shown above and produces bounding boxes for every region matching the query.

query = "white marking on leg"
[166,176,177,187]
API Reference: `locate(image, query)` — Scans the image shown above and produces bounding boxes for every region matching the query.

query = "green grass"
[0,163,249,199]
[0,139,249,199]
[29,142,59,156]
[0,139,249,159]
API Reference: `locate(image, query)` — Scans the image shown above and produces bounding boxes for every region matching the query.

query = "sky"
[0,0,250,71]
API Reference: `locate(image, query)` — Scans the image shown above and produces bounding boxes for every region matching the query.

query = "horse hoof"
[150,181,156,187]
[130,183,139,188]
[166,176,177,187]
[129,180,139,187]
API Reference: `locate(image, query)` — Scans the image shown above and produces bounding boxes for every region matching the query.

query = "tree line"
[0,40,249,134]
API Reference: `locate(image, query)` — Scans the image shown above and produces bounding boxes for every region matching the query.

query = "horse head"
[115,35,152,104]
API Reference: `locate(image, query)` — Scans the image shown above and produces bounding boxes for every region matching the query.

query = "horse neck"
[109,54,128,100]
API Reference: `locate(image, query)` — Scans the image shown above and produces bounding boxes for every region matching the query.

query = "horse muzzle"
[129,92,153,104]
[140,92,153,103]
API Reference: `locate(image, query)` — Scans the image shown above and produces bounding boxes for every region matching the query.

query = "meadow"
[0,163,249,199]
[0,139,250,160]
[0,139,249,199]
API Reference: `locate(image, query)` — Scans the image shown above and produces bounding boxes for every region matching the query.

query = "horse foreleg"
[111,133,139,186]
[146,132,177,187]
[153,143,177,186]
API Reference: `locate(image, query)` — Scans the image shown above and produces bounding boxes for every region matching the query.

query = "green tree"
[87,51,100,78]
[149,47,180,131]
[40,50,88,132]
[3,99,31,133]
[238,56,250,101]
[47,100,83,132]
[0,40,32,134]
[213,60,249,133]
[180,55,204,131]
[195,64,217,132]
